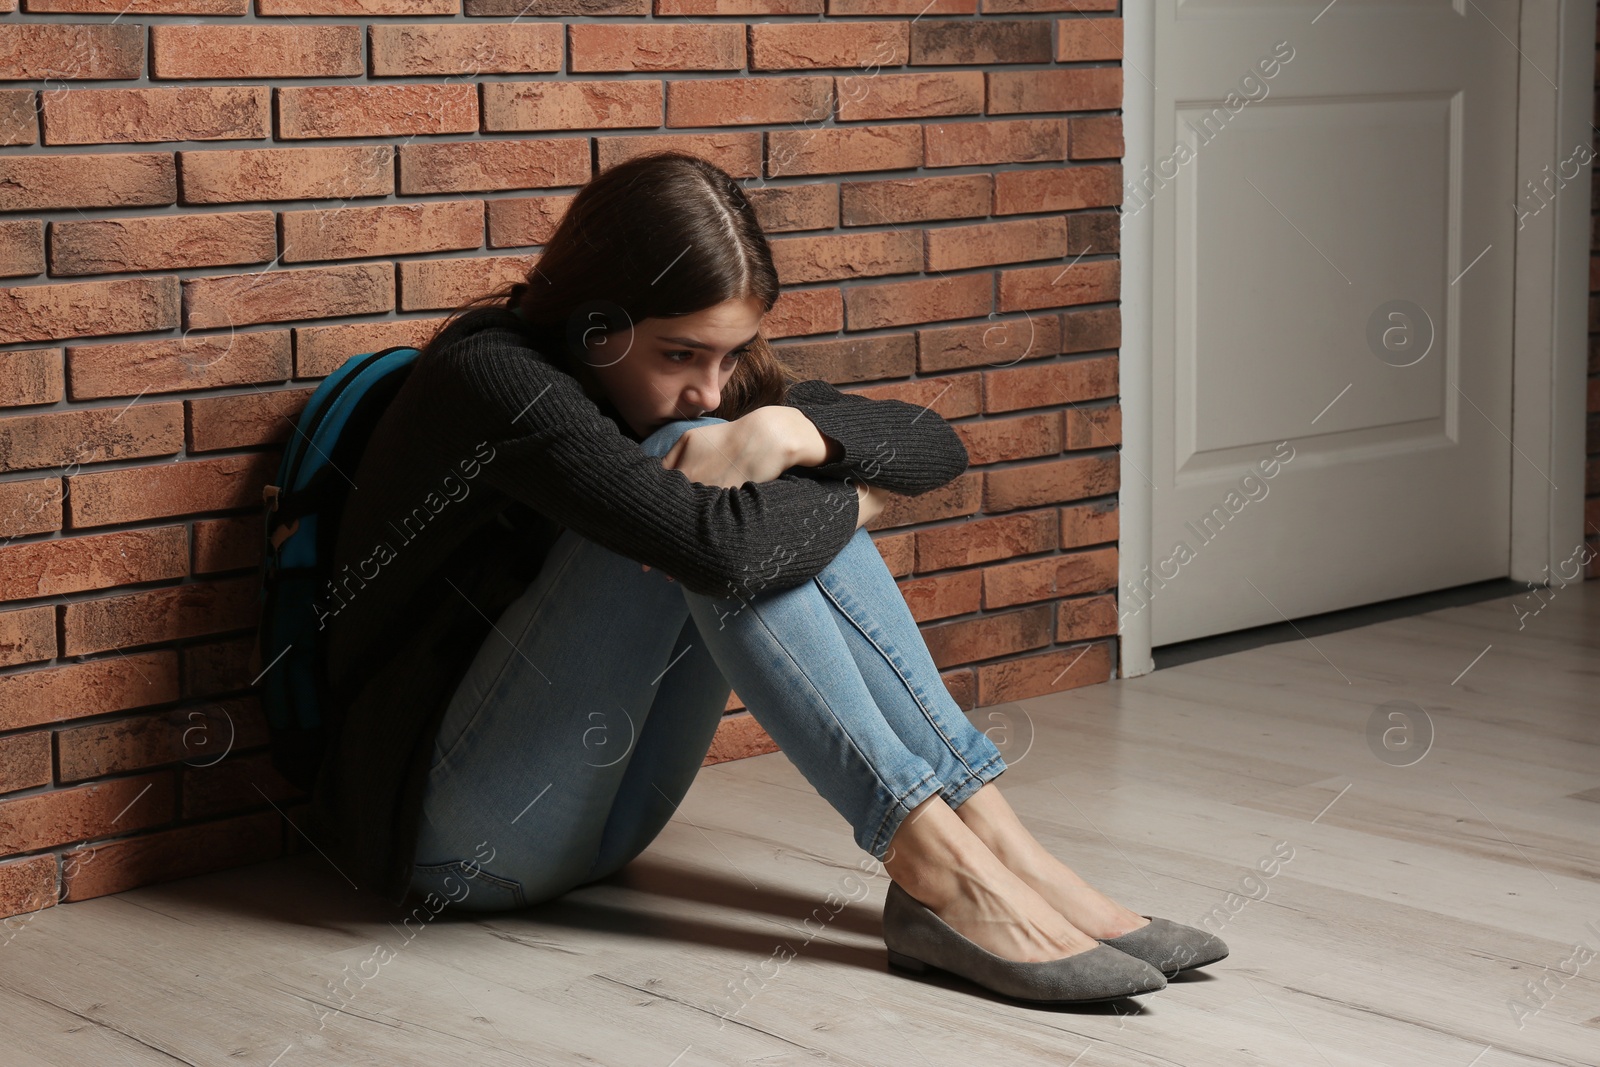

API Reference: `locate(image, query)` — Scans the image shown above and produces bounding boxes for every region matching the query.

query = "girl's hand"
[659,407,797,489]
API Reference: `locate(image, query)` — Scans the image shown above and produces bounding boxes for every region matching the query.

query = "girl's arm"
[779,379,969,497]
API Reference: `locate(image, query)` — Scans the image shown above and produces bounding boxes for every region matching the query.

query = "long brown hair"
[420,151,798,421]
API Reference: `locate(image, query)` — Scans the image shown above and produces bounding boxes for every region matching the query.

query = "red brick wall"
[0,5,1125,919]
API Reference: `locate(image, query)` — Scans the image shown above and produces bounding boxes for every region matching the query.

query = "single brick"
[485,80,662,132]
[0,854,56,919]
[897,568,982,622]
[398,138,589,195]
[0,401,183,474]
[772,332,917,382]
[1067,210,1119,255]
[843,273,991,331]
[0,348,62,407]
[568,23,745,72]
[179,145,393,204]
[984,454,1119,512]
[920,603,1053,668]
[745,182,837,234]
[994,165,1121,214]
[1070,114,1122,159]
[974,639,1112,705]
[25,0,247,10]
[985,354,1118,412]
[0,605,56,668]
[0,478,64,540]
[596,132,762,178]
[398,254,538,312]
[0,23,144,80]
[0,89,38,147]
[983,545,1117,608]
[0,731,54,795]
[926,118,1066,167]
[293,317,446,379]
[1064,402,1120,450]
[186,387,314,451]
[259,0,452,11]
[919,314,1063,374]
[841,174,991,226]
[988,68,1120,114]
[57,697,263,782]
[0,277,181,346]
[369,23,563,77]
[0,526,188,602]
[41,86,270,146]
[763,286,843,338]
[835,71,982,122]
[1062,306,1119,353]
[1056,593,1118,641]
[657,0,816,11]
[60,809,279,903]
[769,123,923,178]
[281,201,484,263]
[0,219,45,278]
[278,83,479,140]
[770,230,922,285]
[466,0,647,11]
[150,25,362,79]
[1056,16,1122,61]
[667,76,831,127]
[960,411,1063,465]
[1060,499,1118,548]
[65,453,277,529]
[997,258,1119,312]
[909,19,1051,65]
[486,194,575,248]
[749,22,908,71]
[0,153,175,214]
[0,772,159,874]
[182,262,394,330]
[62,575,259,656]
[68,330,291,400]
[50,211,277,276]
[917,509,1058,572]
[926,216,1068,272]
[191,515,259,574]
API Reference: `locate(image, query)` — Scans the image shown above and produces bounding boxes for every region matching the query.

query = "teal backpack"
[249,345,423,793]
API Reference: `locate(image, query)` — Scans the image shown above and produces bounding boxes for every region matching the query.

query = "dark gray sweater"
[307,308,969,905]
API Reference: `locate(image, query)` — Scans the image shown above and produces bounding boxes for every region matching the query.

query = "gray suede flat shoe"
[1094,916,1229,976]
[881,880,1167,1005]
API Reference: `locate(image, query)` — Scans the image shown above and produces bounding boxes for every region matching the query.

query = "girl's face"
[582,296,764,439]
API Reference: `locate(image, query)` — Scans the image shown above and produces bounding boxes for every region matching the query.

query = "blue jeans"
[408,416,1007,912]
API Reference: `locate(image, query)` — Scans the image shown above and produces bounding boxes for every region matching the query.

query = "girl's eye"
[666,348,750,362]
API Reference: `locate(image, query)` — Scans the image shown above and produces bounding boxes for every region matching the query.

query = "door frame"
[1117,0,1597,678]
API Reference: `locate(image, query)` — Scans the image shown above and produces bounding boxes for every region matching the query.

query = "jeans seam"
[868,770,943,859]
[813,571,991,791]
[741,588,916,850]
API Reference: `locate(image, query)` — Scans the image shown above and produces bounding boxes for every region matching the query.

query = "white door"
[1145,1,1521,646]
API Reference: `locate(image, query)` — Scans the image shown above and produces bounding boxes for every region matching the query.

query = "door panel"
[1148,3,1519,645]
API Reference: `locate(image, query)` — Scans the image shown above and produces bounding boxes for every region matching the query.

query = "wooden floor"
[4,583,1596,1066]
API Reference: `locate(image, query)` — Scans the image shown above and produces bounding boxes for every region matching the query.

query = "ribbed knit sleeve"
[443,327,862,601]
[781,378,969,496]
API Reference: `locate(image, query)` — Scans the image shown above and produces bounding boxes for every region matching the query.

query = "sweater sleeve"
[781,378,969,496]
[443,329,862,601]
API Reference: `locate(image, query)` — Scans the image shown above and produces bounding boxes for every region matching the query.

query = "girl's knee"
[640,415,728,459]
